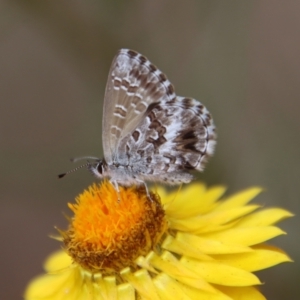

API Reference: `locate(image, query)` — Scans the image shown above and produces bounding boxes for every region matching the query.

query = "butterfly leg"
[110,179,121,202]
[136,179,153,201]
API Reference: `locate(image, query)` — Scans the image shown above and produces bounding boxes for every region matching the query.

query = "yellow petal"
[149,251,217,293]
[25,266,82,299]
[173,232,253,255]
[44,250,72,273]
[203,226,286,246]
[117,283,135,300]
[154,186,168,200]
[153,273,232,300]
[162,234,216,260]
[169,205,260,233]
[135,255,158,274]
[121,268,160,300]
[193,185,227,214]
[218,286,266,300]
[153,273,190,300]
[181,256,261,286]
[213,244,292,271]
[98,276,118,300]
[172,182,207,205]
[81,277,102,300]
[163,183,208,218]
[215,187,263,210]
[236,208,294,227]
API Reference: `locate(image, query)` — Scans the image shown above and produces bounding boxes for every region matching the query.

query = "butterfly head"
[88,158,108,179]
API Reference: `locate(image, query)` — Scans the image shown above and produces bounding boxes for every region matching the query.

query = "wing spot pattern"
[127,84,139,94]
[120,79,130,90]
[135,101,148,114]
[163,154,176,164]
[132,130,140,142]
[113,105,127,118]
[131,94,143,107]
[110,126,121,136]
[127,49,138,58]
[149,63,157,73]
[166,84,175,96]
[158,72,167,82]
[113,77,122,90]
[139,55,147,65]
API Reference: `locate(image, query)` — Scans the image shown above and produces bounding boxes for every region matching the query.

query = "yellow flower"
[25,181,292,300]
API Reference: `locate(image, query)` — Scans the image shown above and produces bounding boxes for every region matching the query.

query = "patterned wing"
[116,96,216,183]
[102,49,176,164]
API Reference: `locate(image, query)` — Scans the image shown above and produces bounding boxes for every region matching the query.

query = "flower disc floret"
[62,182,167,274]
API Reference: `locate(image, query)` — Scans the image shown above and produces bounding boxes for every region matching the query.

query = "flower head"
[25,181,292,300]
[61,183,167,274]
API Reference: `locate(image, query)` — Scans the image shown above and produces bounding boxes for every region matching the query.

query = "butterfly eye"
[97,162,104,174]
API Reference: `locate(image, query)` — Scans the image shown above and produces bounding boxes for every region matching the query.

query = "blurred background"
[1,1,299,299]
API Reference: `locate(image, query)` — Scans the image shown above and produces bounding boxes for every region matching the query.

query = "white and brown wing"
[102,49,176,164]
[116,96,216,183]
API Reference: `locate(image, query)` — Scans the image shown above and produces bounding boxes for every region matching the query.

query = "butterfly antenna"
[58,162,91,179]
[70,156,100,163]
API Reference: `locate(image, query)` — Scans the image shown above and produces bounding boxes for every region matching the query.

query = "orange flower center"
[62,181,167,274]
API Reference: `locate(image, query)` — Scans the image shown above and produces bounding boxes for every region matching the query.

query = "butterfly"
[59,49,216,195]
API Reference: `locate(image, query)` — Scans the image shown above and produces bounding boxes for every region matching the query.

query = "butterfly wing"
[116,96,216,183]
[102,49,176,164]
